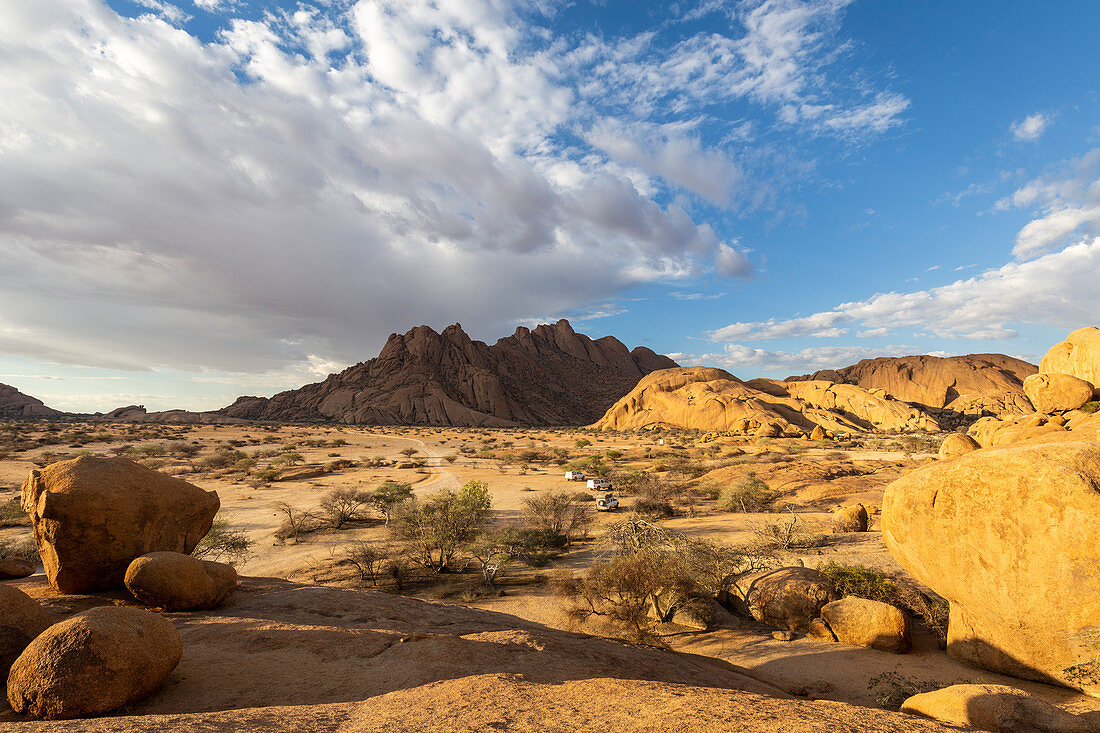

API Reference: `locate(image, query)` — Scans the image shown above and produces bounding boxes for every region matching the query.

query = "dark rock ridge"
[218,319,678,427]
[0,383,62,419]
[788,354,1037,426]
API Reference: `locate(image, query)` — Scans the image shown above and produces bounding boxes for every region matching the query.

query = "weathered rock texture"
[901,684,1097,733]
[218,320,676,427]
[1040,327,1100,389]
[593,368,939,434]
[790,354,1037,424]
[938,433,980,459]
[1024,373,1095,414]
[967,410,1100,448]
[21,456,220,593]
[0,556,35,579]
[882,442,1100,693]
[832,504,869,533]
[819,597,911,653]
[0,577,961,732]
[0,383,62,419]
[746,567,839,632]
[124,552,237,611]
[7,606,182,720]
[0,583,53,679]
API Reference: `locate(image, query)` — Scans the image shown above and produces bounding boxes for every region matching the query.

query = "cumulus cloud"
[1011,113,1051,141]
[0,0,908,386]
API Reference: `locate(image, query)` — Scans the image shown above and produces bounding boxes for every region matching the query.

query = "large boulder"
[21,456,220,593]
[819,597,910,653]
[1024,373,1094,414]
[6,605,182,720]
[1039,326,1100,389]
[0,556,35,579]
[745,567,839,632]
[124,551,237,610]
[901,684,1096,733]
[832,504,868,533]
[0,583,52,678]
[882,442,1100,693]
[938,433,979,459]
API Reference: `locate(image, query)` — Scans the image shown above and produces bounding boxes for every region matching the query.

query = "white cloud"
[1011,112,1051,141]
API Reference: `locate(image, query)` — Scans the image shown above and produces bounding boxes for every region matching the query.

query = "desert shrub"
[318,487,373,529]
[633,496,674,519]
[1081,401,1100,414]
[502,528,568,567]
[192,512,254,565]
[751,511,826,549]
[200,448,248,470]
[391,480,492,572]
[345,542,386,586]
[719,473,774,512]
[574,438,591,448]
[371,480,414,526]
[521,490,593,545]
[272,451,305,466]
[0,497,29,527]
[820,562,949,643]
[274,502,320,543]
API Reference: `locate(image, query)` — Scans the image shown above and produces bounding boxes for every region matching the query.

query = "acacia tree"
[391,480,492,572]
[319,488,373,529]
[371,480,413,526]
[521,491,593,546]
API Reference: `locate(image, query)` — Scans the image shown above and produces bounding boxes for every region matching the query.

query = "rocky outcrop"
[1040,327,1100,389]
[967,409,1100,448]
[0,584,53,679]
[746,567,839,632]
[0,383,62,419]
[124,552,237,611]
[593,368,939,434]
[7,606,182,720]
[1024,373,1094,414]
[790,354,1037,424]
[882,442,1100,693]
[819,597,910,653]
[218,320,677,427]
[901,684,1097,733]
[21,456,220,593]
[938,433,980,459]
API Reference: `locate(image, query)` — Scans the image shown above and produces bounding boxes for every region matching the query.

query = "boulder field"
[882,441,1100,694]
[20,455,220,593]
[0,577,963,732]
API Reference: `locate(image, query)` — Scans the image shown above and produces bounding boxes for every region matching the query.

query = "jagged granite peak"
[0,383,62,419]
[219,320,678,426]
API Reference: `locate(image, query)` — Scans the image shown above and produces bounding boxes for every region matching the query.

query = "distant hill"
[788,353,1037,423]
[218,319,678,427]
[0,383,62,419]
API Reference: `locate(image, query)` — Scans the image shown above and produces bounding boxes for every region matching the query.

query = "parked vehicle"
[565,471,586,481]
[587,478,611,490]
[596,492,619,511]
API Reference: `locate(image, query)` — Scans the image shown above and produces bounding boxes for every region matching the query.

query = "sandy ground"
[3,420,1098,719]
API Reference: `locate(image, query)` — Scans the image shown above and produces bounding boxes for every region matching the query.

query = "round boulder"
[901,684,1094,733]
[0,583,52,678]
[810,425,827,441]
[125,551,237,611]
[882,441,1100,693]
[20,455,220,593]
[820,596,911,653]
[807,617,836,641]
[6,605,182,720]
[0,556,35,579]
[746,567,839,632]
[832,504,869,533]
[938,433,979,460]
[1024,373,1094,414]
[1039,326,1100,389]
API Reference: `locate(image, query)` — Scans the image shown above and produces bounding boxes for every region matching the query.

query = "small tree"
[391,480,492,572]
[275,502,317,543]
[319,487,373,529]
[346,542,385,586]
[371,480,414,526]
[521,490,593,545]
[399,447,419,458]
[273,451,305,467]
[467,531,510,587]
[192,512,254,566]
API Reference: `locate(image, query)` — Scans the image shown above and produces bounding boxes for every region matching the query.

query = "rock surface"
[746,567,839,632]
[832,504,869,533]
[217,320,676,427]
[0,383,62,419]
[882,442,1100,693]
[7,606,182,720]
[819,597,911,653]
[938,433,980,459]
[1025,373,1095,414]
[0,584,52,678]
[0,557,35,579]
[124,552,237,611]
[593,368,939,434]
[901,684,1097,733]
[790,353,1037,424]
[1040,327,1100,389]
[21,456,220,593]
[0,577,962,732]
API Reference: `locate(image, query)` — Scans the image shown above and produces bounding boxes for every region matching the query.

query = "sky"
[1,0,1099,413]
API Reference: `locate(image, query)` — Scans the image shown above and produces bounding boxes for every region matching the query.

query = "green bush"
[719,472,774,512]
[1081,401,1100,414]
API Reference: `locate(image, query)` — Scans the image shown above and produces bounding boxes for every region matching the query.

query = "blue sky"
[1,0,1098,412]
